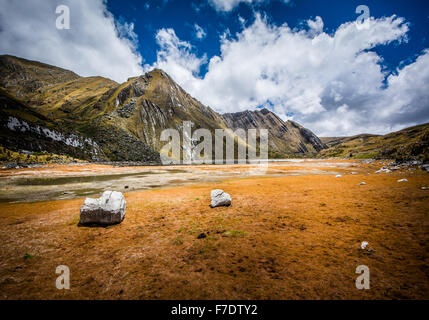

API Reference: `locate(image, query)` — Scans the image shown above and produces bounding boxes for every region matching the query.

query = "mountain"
[0,55,325,163]
[222,109,325,157]
[319,124,429,161]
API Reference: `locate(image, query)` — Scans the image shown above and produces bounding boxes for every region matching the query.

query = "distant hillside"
[319,124,429,161]
[320,134,380,148]
[0,55,326,163]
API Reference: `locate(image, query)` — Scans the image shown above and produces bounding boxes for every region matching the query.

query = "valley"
[0,159,428,299]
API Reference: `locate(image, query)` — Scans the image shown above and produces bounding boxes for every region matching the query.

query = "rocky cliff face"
[0,55,326,162]
[222,109,325,157]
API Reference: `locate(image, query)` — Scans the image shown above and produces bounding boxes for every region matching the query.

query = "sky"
[0,0,428,136]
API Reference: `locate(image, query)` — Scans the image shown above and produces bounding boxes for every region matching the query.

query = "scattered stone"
[197,233,207,239]
[358,182,367,186]
[397,179,408,183]
[124,186,129,189]
[421,187,429,190]
[367,248,376,254]
[351,172,358,175]
[63,191,72,195]
[210,189,232,208]
[335,175,342,178]
[390,166,400,171]
[375,168,392,174]
[360,241,375,254]
[79,191,126,226]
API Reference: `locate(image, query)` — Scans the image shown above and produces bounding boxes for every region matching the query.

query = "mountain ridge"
[319,124,429,161]
[1,55,326,163]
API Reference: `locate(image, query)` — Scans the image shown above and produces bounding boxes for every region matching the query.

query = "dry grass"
[0,161,428,300]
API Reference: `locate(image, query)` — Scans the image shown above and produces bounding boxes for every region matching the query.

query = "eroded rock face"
[210,189,232,208]
[221,109,326,156]
[79,191,126,226]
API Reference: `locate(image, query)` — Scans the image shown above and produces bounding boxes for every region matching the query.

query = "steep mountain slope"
[0,88,103,161]
[0,55,326,162]
[0,55,80,97]
[319,123,429,161]
[0,56,161,162]
[90,69,231,154]
[0,55,120,124]
[222,109,325,157]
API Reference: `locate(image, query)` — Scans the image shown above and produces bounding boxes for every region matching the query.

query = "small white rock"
[397,179,408,183]
[358,182,367,186]
[335,175,342,178]
[375,168,392,174]
[210,189,232,208]
[361,241,369,250]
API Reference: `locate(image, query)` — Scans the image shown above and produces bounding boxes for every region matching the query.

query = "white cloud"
[149,14,429,136]
[194,24,207,40]
[148,28,207,91]
[209,0,291,12]
[0,0,143,83]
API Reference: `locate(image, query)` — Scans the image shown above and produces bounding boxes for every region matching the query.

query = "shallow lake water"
[0,160,357,203]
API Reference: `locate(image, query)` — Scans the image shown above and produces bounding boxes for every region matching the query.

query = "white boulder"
[210,189,232,208]
[79,191,126,226]
[361,241,369,250]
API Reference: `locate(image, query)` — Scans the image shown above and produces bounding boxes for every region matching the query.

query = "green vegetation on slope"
[319,123,429,161]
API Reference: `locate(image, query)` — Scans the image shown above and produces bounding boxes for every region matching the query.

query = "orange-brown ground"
[0,160,428,299]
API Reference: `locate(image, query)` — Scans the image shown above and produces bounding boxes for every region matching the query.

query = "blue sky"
[106,0,429,77]
[0,0,428,136]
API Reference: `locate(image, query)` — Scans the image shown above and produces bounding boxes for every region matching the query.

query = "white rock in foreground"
[80,191,126,225]
[397,179,408,183]
[335,175,342,178]
[361,241,369,250]
[358,182,367,186]
[210,189,232,208]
